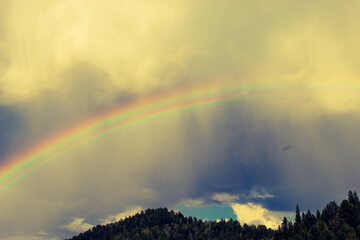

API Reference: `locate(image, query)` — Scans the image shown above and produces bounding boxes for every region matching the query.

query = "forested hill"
[67,191,360,240]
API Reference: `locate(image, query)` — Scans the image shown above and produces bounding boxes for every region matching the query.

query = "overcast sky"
[1,1,360,239]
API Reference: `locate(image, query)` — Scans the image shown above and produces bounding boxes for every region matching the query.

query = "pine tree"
[353,191,359,205]
[321,201,338,224]
[281,217,289,239]
[296,205,302,224]
[348,190,355,204]
[309,225,320,240]
[301,212,305,223]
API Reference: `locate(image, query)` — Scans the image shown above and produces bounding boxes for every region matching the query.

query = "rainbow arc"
[0,82,357,194]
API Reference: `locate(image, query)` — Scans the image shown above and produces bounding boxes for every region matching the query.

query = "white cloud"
[61,218,93,233]
[212,193,240,203]
[182,199,205,207]
[100,207,142,225]
[248,188,275,200]
[231,203,292,229]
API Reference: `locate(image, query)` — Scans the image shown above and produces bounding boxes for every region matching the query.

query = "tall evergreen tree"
[321,201,338,224]
[354,191,360,205]
[316,210,321,220]
[348,190,355,204]
[295,204,301,224]
[301,212,306,222]
[281,217,289,239]
[309,225,320,240]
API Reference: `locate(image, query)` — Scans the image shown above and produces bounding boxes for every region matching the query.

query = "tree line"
[67,191,360,240]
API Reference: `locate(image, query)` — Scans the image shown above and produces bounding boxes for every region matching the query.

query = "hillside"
[67,191,360,240]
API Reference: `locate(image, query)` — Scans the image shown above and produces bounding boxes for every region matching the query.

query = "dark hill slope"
[68,191,360,240]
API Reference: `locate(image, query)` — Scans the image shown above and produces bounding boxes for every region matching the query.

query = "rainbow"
[0,81,358,195]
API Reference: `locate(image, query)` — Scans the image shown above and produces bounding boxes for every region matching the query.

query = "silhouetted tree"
[321,201,338,224]
[349,190,356,204]
[316,210,321,221]
[354,191,360,205]
[296,204,301,224]
[281,217,289,239]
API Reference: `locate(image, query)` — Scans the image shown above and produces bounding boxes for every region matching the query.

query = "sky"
[1,0,360,239]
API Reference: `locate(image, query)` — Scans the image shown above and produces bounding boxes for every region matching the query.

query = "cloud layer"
[1,0,360,238]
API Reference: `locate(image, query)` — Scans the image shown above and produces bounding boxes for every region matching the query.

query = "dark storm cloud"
[176,104,360,213]
[174,105,284,205]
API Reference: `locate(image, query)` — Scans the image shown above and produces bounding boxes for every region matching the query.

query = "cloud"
[182,199,205,208]
[178,194,289,229]
[0,0,360,239]
[231,203,292,229]
[61,218,93,233]
[216,218,230,223]
[212,193,240,203]
[0,232,60,240]
[0,106,23,158]
[0,0,187,104]
[100,207,142,225]
[248,188,275,200]
[1,237,59,240]
[0,0,359,112]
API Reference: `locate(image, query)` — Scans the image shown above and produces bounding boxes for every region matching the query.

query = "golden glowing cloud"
[0,0,359,113]
[62,218,93,233]
[231,203,292,229]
